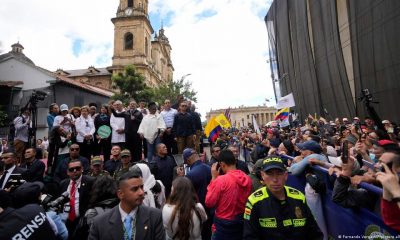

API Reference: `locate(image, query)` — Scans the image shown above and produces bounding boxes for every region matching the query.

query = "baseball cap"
[296,140,322,153]
[120,149,131,157]
[91,156,103,165]
[60,104,69,112]
[183,148,196,162]
[262,156,286,172]
[13,181,44,207]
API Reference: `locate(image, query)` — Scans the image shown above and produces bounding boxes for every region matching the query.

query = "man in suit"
[20,148,45,182]
[89,171,165,240]
[0,152,25,190]
[54,144,90,183]
[60,160,95,239]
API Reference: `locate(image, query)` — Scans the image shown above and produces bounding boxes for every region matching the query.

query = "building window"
[128,0,133,8]
[124,32,133,50]
[145,37,149,56]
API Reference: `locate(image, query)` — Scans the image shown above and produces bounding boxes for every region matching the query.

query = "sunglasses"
[70,148,80,151]
[68,166,82,172]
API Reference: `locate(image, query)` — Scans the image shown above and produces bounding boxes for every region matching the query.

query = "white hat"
[382,120,390,124]
[60,104,69,112]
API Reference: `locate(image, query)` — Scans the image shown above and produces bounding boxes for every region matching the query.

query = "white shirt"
[110,111,126,143]
[162,203,207,240]
[0,165,16,189]
[137,113,166,144]
[75,116,95,143]
[61,175,82,221]
[53,114,74,133]
[161,108,177,128]
[118,203,138,223]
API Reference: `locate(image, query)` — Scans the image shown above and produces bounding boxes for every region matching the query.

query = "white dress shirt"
[75,116,95,143]
[0,165,16,189]
[137,113,166,144]
[61,175,82,221]
[161,108,178,128]
[119,203,138,223]
[110,111,126,143]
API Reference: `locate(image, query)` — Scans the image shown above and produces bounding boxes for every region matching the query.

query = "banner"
[204,117,222,142]
[252,115,261,135]
[276,93,296,109]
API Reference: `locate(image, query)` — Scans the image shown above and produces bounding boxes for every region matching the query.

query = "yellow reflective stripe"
[285,186,305,203]
[283,219,292,227]
[293,218,307,227]
[259,218,277,228]
[248,187,269,206]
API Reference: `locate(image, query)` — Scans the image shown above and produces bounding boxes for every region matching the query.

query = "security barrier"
[286,165,398,239]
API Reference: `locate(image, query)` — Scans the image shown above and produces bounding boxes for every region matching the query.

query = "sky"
[0,0,274,118]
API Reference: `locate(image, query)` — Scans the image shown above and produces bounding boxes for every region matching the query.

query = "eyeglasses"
[70,148,80,151]
[68,166,82,172]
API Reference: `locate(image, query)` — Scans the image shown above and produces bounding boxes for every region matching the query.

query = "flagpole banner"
[275,93,296,109]
[274,108,290,121]
[252,115,261,135]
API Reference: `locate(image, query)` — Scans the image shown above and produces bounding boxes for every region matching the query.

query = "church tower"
[109,0,173,87]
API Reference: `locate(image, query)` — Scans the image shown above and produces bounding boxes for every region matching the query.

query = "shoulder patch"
[248,187,269,206]
[285,186,305,203]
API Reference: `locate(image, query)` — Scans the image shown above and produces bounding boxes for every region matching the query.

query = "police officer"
[243,156,323,240]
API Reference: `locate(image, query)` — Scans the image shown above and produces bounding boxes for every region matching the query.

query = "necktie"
[68,180,76,221]
[0,170,8,189]
[124,215,133,240]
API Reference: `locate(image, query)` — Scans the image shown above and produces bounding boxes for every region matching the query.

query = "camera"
[29,90,47,106]
[42,191,70,213]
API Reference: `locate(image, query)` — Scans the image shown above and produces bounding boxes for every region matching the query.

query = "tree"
[150,77,197,105]
[111,65,152,104]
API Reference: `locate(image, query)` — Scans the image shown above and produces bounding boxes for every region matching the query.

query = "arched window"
[124,32,133,50]
[128,0,133,8]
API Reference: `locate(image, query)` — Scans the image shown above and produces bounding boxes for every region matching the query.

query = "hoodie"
[205,169,252,220]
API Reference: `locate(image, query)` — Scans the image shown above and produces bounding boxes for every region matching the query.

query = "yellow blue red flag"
[274,108,290,121]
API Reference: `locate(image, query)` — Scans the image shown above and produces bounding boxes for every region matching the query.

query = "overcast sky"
[0,0,274,118]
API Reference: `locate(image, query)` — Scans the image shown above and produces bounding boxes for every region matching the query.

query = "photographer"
[0,182,58,239]
[13,107,31,165]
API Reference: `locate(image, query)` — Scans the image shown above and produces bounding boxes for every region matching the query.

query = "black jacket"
[172,112,196,137]
[332,175,376,210]
[20,159,45,182]
[111,109,143,136]
[0,204,56,240]
[243,186,323,240]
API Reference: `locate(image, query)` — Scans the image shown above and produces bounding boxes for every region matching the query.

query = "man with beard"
[0,152,25,189]
[88,171,165,240]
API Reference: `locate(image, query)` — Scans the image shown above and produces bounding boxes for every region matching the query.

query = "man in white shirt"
[110,100,126,149]
[60,160,94,238]
[138,102,166,161]
[160,99,178,155]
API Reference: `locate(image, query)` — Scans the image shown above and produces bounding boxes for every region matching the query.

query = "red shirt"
[205,169,252,220]
[381,199,400,232]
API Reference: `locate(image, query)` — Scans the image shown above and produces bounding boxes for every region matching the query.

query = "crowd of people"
[0,96,399,239]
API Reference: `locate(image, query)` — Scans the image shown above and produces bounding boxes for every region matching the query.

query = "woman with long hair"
[93,105,112,162]
[75,175,119,239]
[162,177,207,240]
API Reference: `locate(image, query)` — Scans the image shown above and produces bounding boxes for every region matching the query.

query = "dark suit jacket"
[60,175,95,217]
[1,166,26,190]
[20,159,45,182]
[88,204,165,240]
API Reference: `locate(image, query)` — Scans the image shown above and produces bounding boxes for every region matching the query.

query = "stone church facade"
[56,0,173,89]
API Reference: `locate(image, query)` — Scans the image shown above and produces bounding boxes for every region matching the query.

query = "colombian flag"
[274,108,290,121]
[204,117,222,142]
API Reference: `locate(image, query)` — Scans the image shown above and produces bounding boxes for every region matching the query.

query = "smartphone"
[342,140,349,164]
